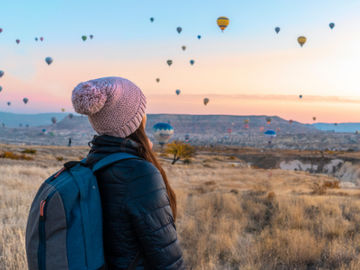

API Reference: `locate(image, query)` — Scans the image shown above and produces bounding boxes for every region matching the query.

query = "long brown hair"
[127,119,177,220]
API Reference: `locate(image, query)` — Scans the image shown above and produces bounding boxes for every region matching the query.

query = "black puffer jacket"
[86,135,185,270]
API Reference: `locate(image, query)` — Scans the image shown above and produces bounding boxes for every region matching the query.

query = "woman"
[72,77,185,270]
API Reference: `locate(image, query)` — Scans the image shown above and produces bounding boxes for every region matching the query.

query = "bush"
[165,141,196,165]
[21,148,37,154]
[183,158,192,164]
[56,156,64,162]
[0,151,33,160]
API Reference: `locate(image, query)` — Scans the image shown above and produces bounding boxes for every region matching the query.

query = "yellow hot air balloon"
[297,36,307,47]
[217,17,229,32]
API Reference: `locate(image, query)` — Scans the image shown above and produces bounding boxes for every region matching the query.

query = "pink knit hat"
[71,77,146,138]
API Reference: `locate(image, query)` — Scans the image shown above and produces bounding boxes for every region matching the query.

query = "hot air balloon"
[35,37,38,41]
[23,98,29,104]
[227,128,232,134]
[197,35,201,39]
[312,117,316,121]
[190,60,195,65]
[244,119,250,129]
[150,17,154,23]
[175,89,181,96]
[45,57,53,65]
[155,78,160,83]
[181,45,186,51]
[259,126,265,132]
[25,124,29,128]
[0,70,4,77]
[176,27,182,34]
[185,134,190,142]
[264,130,276,137]
[266,117,272,124]
[299,95,303,99]
[16,39,20,44]
[81,35,87,41]
[68,113,74,119]
[167,60,173,66]
[89,35,94,39]
[275,27,280,34]
[297,36,307,47]
[289,119,293,124]
[42,128,47,133]
[61,108,65,112]
[153,123,174,146]
[0,28,2,33]
[203,98,209,106]
[40,37,44,41]
[51,117,57,124]
[0,86,2,92]
[217,16,229,32]
[7,101,11,106]
[329,22,335,29]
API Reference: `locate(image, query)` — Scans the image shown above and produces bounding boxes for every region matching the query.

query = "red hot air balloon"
[40,37,44,41]
[0,28,3,33]
[16,39,20,44]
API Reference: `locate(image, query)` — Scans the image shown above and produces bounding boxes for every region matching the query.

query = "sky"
[0,0,360,123]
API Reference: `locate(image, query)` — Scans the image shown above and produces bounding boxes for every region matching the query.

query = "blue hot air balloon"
[329,22,335,29]
[153,123,174,146]
[275,27,280,34]
[176,27,182,34]
[45,57,53,65]
[175,89,181,96]
[264,130,276,137]
[23,97,29,104]
[150,17,154,23]
[7,101,11,106]
[0,70,4,77]
[42,128,47,133]
[0,86,2,92]
[299,95,303,99]
[197,35,201,39]
[190,59,195,65]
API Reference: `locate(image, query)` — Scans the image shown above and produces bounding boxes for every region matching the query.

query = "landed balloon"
[16,39,20,44]
[289,119,293,124]
[42,128,47,133]
[329,22,335,29]
[190,60,195,65]
[266,117,272,124]
[175,89,181,96]
[297,36,307,47]
[45,57,53,65]
[203,98,209,106]
[0,70,3,77]
[68,113,74,119]
[51,117,57,124]
[185,134,190,142]
[156,78,160,83]
[150,17,154,23]
[275,27,280,34]
[81,35,87,41]
[217,16,229,32]
[227,128,232,134]
[167,60,173,66]
[176,27,182,34]
[23,98,29,104]
[197,35,201,39]
[264,130,276,137]
[181,45,186,51]
[153,123,174,146]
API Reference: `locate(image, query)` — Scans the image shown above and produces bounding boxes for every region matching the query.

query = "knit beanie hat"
[71,77,146,138]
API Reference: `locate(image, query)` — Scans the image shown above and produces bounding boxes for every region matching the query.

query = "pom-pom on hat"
[72,77,146,138]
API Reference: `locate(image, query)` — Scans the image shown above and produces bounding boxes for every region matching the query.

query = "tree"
[165,141,196,165]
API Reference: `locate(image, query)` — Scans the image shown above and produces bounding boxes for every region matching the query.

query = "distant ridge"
[0,112,69,127]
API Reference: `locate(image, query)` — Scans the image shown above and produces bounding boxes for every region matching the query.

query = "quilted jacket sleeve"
[125,163,185,270]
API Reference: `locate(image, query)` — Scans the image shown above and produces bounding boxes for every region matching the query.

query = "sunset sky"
[0,0,360,123]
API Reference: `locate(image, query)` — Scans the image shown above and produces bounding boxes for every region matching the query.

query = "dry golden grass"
[2,146,360,269]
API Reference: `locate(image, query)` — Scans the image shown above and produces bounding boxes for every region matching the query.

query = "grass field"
[1,145,360,269]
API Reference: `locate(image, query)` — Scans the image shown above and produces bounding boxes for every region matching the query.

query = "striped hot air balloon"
[217,17,229,32]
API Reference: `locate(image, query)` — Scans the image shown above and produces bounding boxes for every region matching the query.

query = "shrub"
[21,148,37,154]
[165,141,196,165]
[0,151,33,160]
[56,156,64,162]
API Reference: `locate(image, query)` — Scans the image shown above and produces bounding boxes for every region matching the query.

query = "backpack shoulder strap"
[92,152,141,173]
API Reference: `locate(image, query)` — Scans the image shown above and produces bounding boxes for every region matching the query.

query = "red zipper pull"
[40,200,46,217]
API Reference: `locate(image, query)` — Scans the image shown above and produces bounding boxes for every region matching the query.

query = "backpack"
[25,152,141,270]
